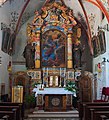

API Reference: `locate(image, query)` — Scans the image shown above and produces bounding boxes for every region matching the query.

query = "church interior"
[0,0,109,120]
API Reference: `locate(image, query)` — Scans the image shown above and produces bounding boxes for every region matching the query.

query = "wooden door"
[79,76,92,102]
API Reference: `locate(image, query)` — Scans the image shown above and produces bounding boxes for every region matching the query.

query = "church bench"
[0,111,16,120]
[93,111,109,120]
[0,102,24,120]
[84,105,109,120]
[85,105,109,120]
[78,102,109,120]
[0,106,20,120]
[1,115,10,120]
[100,115,109,120]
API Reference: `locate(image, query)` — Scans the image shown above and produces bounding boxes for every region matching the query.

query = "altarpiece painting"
[42,29,66,67]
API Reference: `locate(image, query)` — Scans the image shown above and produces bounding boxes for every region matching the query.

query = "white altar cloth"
[33,88,76,97]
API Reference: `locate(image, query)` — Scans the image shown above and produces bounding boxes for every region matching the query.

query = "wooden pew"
[86,106,109,120]
[0,106,20,120]
[93,111,109,120]
[1,115,10,120]
[100,115,109,120]
[0,110,16,120]
[0,102,24,120]
[78,101,109,120]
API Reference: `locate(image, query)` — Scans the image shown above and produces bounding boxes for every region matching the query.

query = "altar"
[33,88,75,111]
[24,0,81,112]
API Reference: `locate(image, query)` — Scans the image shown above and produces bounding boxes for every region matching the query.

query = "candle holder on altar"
[39,84,44,90]
[43,69,49,88]
[60,71,66,87]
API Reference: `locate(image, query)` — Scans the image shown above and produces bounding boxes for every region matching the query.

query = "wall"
[93,17,109,99]
[0,1,11,95]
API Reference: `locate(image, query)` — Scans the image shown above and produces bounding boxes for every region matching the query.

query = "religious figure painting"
[42,29,66,67]
[98,30,106,54]
[1,28,11,53]
[92,36,100,58]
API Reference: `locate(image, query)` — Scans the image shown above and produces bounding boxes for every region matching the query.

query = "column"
[67,33,73,68]
[35,31,41,68]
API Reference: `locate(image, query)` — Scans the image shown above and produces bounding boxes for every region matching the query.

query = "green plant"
[25,94,35,104]
[65,81,77,93]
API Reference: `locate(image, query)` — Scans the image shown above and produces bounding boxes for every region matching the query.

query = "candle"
[47,68,48,76]
[43,67,45,77]
[64,68,66,76]
[60,68,61,76]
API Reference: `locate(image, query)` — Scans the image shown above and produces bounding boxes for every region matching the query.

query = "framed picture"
[1,83,5,95]
[1,28,11,53]
[98,30,106,54]
[67,71,74,80]
[7,32,16,55]
[92,36,100,58]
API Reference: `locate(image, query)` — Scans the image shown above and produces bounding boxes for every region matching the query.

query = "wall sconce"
[98,24,109,31]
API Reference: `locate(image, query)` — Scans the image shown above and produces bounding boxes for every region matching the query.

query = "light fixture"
[98,24,109,31]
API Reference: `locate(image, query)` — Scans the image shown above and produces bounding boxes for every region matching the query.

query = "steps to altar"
[27,110,79,120]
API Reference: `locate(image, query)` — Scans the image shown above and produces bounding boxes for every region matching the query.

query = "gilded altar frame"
[26,1,77,69]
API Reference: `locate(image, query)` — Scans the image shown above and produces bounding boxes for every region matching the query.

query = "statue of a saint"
[23,42,35,69]
[73,40,84,69]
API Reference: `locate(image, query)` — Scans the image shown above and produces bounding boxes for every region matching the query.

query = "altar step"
[27,110,79,120]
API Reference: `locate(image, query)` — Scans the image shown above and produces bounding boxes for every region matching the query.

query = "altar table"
[33,88,75,96]
[33,88,76,111]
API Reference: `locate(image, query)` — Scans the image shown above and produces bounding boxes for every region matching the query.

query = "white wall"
[93,17,109,99]
[0,1,11,95]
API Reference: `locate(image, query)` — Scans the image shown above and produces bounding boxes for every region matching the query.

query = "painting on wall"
[1,28,11,53]
[98,30,106,54]
[1,83,5,95]
[42,29,66,67]
[92,36,100,58]
[7,32,16,55]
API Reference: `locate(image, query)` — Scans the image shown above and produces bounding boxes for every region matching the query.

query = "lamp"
[98,24,109,31]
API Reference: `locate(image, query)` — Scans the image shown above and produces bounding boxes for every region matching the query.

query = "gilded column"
[67,33,73,68]
[35,31,41,68]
